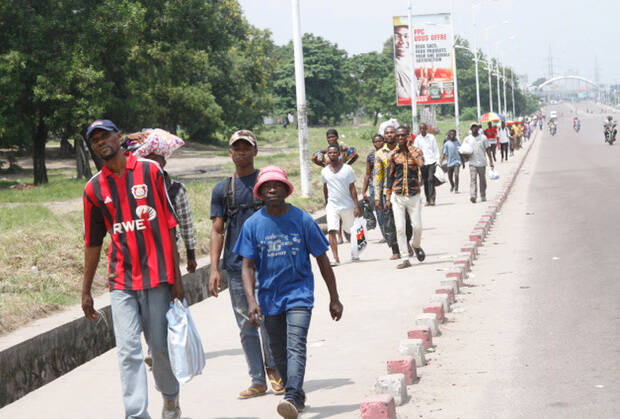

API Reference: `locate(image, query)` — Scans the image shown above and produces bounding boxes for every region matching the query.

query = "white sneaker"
[162,395,181,419]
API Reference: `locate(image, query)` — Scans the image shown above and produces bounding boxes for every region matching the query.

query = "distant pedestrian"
[209,130,283,399]
[311,129,358,168]
[362,134,387,240]
[440,129,462,193]
[81,120,183,419]
[461,123,494,203]
[497,121,510,162]
[385,126,426,269]
[234,166,343,419]
[322,144,361,264]
[374,126,413,259]
[483,122,498,163]
[413,123,440,206]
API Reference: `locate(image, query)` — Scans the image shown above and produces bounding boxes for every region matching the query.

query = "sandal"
[238,384,268,399]
[269,378,286,395]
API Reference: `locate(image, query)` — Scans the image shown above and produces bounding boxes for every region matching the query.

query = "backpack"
[223,172,264,245]
[224,172,264,220]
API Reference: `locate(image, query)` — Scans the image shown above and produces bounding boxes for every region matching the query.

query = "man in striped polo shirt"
[81,119,184,419]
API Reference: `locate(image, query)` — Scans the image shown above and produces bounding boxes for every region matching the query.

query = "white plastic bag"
[433,165,447,185]
[488,169,500,180]
[458,142,473,156]
[166,298,205,384]
[350,217,368,259]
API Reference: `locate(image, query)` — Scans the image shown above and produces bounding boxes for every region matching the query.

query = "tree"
[273,34,348,125]
[0,0,279,185]
[344,47,397,125]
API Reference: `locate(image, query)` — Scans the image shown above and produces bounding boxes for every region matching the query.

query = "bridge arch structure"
[537,75,600,91]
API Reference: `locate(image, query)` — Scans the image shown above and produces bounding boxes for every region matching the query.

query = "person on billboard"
[393,19,413,101]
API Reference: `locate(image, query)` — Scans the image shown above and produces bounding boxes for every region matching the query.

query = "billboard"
[393,13,455,106]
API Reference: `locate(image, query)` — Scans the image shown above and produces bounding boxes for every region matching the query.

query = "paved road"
[412,103,620,418]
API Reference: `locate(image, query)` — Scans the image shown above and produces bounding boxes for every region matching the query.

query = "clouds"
[239,0,620,83]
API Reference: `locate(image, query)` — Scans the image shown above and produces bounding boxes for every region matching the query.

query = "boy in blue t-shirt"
[440,129,463,193]
[234,166,343,419]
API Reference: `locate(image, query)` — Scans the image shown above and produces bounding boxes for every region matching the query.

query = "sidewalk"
[0,139,535,419]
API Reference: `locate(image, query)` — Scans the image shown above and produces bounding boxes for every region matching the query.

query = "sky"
[238,0,620,85]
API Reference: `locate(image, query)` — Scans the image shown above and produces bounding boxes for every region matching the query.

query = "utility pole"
[511,71,516,118]
[547,45,554,80]
[502,61,507,116]
[484,27,494,112]
[291,0,311,196]
[472,21,481,120]
[496,60,502,115]
[407,0,419,133]
[450,0,460,135]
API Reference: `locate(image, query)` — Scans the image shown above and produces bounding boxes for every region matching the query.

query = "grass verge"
[0,118,472,334]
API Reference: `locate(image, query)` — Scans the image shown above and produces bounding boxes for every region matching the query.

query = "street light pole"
[496,60,502,115]
[408,0,419,133]
[511,70,516,118]
[450,0,460,136]
[502,59,507,116]
[291,0,311,196]
[484,26,495,112]
[472,5,481,120]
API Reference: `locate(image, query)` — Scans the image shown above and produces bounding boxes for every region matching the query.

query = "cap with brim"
[470,122,480,128]
[253,165,294,199]
[229,130,257,147]
[86,119,119,140]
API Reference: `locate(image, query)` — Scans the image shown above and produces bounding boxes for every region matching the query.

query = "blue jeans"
[110,285,179,419]
[227,271,276,386]
[264,307,312,407]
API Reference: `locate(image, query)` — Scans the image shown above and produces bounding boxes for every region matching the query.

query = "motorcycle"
[573,122,580,133]
[549,125,557,136]
[605,126,616,145]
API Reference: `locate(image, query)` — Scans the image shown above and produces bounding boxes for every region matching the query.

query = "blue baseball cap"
[85,119,119,140]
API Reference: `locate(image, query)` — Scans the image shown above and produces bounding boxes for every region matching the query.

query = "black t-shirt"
[210,171,259,272]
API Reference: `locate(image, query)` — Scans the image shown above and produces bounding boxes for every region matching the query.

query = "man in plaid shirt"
[124,130,197,273]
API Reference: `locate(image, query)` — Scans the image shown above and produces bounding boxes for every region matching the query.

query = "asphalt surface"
[412,103,620,418]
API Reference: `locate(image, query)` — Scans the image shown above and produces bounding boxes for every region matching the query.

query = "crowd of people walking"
[80,114,538,418]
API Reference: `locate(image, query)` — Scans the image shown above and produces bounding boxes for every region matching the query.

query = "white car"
[550,111,557,119]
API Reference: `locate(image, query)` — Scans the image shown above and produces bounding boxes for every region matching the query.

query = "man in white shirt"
[497,121,511,162]
[322,144,361,264]
[413,123,440,206]
[461,123,494,203]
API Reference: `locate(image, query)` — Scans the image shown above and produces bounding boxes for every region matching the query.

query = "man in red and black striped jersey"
[81,119,184,419]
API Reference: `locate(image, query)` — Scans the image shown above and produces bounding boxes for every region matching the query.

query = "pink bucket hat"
[253,166,294,199]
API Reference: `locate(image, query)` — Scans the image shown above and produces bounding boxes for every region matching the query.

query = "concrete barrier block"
[436,288,455,304]
[454,258,470,272]
[407,326,433,349]
[423,302,445,323]
[387,356,417,385]
[398,339,426,367]
[445,268,462,281]
[469,232,483,245]
[441,278,460,294]
[460,245,477,260]
[473,225,487,237]
[430,293,451,313]
[415,313,441,336]
[374,373,408,406]
[360,394,397,419]
[431,288,454,306]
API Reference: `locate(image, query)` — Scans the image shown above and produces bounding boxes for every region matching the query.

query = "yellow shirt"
[373,144,392,201]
